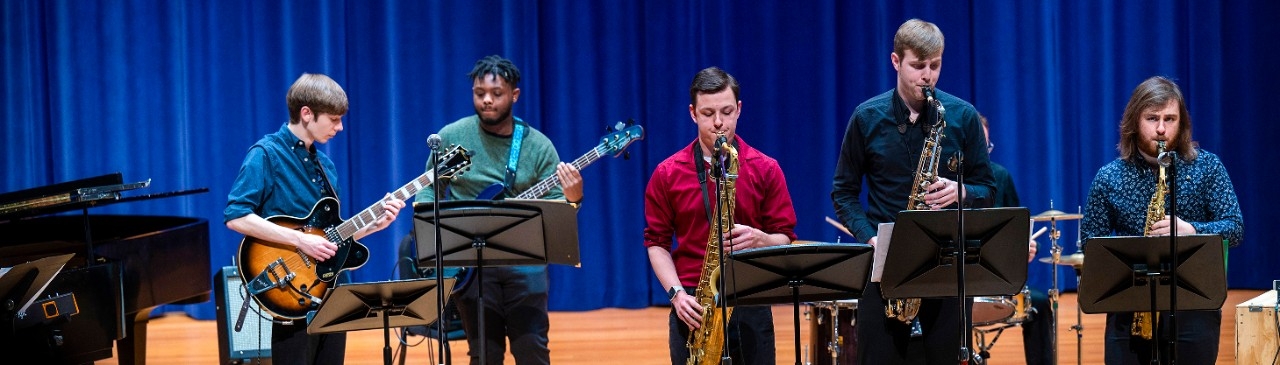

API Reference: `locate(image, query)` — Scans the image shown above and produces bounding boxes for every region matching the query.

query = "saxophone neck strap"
[692,143,715,228]
[691,139,739,229]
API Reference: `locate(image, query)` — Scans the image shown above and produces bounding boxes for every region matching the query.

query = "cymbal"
[1031,209,1083,222]
[1038,252,1085,267]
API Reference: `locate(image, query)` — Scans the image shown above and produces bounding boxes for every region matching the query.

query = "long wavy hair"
[1117,76,1198,162]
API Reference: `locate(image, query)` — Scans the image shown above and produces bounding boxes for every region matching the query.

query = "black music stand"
[724,242,874,365]
[1078,234,1226,313]
[0,253,74,328]
[881,208,1030,299]
[307,278,454,365]
[413,199,579,365]
[881,208,1028,364]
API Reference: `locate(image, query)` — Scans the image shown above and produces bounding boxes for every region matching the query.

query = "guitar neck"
[513,145,604,199]
[334,170,437,240]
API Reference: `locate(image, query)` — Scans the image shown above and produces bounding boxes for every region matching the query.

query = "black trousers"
[272,320,346,365]
[453,265,550,365]
[668,305,776,365]
[1104,310,1221,364]
[857,282,970,364]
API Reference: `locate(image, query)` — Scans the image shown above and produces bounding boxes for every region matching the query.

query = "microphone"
[711,134,729,176]
[426,134,442,151]
[714,134,729,152]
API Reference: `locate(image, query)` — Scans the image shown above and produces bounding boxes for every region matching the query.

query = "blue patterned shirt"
[1081,149,1243,247]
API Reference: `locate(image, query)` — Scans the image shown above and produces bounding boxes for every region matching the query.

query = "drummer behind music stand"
[1078,234,1226,363]
[723,242,874,365]
[307,278,454,365]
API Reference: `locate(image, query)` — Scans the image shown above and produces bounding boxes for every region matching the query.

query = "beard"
[476,107,512,127]
[1139,137,1172,158]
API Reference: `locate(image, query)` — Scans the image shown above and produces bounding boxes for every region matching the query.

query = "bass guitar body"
[237,197,369,320]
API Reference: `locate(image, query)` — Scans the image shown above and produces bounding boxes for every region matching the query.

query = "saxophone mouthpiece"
[921,86,945,115]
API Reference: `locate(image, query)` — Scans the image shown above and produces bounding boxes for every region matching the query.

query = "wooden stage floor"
[100,290,1262,364]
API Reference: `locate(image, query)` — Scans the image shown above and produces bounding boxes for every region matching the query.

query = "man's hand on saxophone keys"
[722,224,788,252]
[1147,215,1197,236]
[672,292,703,329]
[923,177,963,209]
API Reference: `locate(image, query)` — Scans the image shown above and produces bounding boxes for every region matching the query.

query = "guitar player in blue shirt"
[225,73,405,365]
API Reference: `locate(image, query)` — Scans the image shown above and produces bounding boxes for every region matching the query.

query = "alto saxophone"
[1133,141,1169,340]
[686,135,739,365]
[887,86,947,325]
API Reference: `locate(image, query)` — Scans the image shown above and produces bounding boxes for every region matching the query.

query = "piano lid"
[0,173,207,222]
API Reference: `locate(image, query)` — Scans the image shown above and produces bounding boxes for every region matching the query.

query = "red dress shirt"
[644,137,798,287]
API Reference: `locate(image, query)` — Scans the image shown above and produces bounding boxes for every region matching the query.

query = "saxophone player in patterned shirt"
[1081,76,1244,365]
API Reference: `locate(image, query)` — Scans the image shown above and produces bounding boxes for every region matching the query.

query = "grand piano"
[0,173,210,364]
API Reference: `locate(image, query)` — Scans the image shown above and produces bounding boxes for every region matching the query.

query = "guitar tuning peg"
[614,121,626,131]
[623,151,631,160]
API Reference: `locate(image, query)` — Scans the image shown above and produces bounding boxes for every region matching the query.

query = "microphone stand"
[953,150,972,365]
[1162,152,1179,365]
[714,140,733,365]
[430,141,446,365]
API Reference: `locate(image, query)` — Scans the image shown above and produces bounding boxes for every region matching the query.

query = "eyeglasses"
[987,142,995,153]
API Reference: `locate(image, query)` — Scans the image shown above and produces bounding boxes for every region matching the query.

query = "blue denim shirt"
[225,123,340,222]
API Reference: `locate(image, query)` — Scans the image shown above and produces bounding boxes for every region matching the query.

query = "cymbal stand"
[1071,205,1083,365]
[1071,265,1084,365]
[1046,202,1063,365]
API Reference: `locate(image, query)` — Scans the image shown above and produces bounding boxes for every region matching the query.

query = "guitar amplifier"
[214,266,273,365]
[1237,290,1279,365]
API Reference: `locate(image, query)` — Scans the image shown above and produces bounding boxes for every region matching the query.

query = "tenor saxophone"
[686,135,739,365]
[1133,141,1169,340]
[886,86,947,325]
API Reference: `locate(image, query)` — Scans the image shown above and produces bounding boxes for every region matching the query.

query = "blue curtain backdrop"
[4,0,1276,320]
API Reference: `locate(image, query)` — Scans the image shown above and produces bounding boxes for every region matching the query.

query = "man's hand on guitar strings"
[556,162,584,203]
[295,233,337,262]
[368,193,405,233]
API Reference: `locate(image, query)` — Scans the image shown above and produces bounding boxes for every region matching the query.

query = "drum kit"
[806,209,1088,364]
[963,208,1086,364]
[803,208,1085,361]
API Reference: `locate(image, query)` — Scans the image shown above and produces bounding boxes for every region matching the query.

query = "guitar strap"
[311,150,338,199]
[504,120,527,196]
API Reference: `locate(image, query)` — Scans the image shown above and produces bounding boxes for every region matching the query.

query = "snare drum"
[805,300,858,365]
[971,286,1031,326]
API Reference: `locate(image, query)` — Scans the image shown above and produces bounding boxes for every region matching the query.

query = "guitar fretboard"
[514,145,605,199]
[333,170,438,240]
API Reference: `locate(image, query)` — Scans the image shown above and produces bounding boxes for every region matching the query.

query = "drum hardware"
[970,285,1037,363]
[806,300,857,365]
[1033,203,1084,365]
